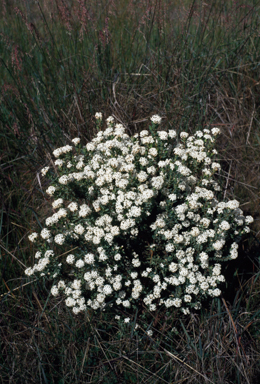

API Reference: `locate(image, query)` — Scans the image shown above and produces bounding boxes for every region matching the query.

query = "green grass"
[1,0,260,382]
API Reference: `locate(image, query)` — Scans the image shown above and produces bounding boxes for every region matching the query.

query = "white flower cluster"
[150,115,162,125]
[25,250,54,275]
[95,112,102,120]
[26,115,253,316]
[41,166,50,176]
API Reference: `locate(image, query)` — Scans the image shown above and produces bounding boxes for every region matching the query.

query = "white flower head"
[72,137,80,145]
[219,221,230,231]
[148,148,158,157]
[54,234,65,245]
[54,159,63,167]
[95,112,103,120]
[46,186,56,196]
[68,202,78,212]
[28,232,38,242]
[41,166,50,176]
[158,131,168,140]
[168,130,177,138]
[180,132,189,139]
[52,198,63,209]
[51,285,59,296]
[66,254,75,265]
[150,115,162,124]
[245,216,254,224]
[41,228,51,240]
[211,127,220,136]
[106,116,114,124]
[75,259,85,268]
[25,267,34,276]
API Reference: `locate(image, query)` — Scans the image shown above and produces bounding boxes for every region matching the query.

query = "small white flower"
[168,130,177,138]
[212,288,221,296]
[219,221,230,231]
[190,227,200,237]
[147,166,156,175]
[72,137,80,145]
[54,159,64,167]
[79,204,92,217]
[153,274,160,283]
[132,258,141,267]
[199,252,208,262]
[200,218,210,228]
[211,127,220,136]
[65,297,76,307]
[58,280,66,289]
[122,300,131,308]
[53,148,62,158]
[52,198,63,209]
[230,248,238,259]
[59,175,70,185]
[57,208,67,218]
[51,285,59,296]
[45,250,54,258]
[168,194,177,201]
[54,234,65,245]
[41,228,51,240]
[103,284,112,295]
[106,116,114,124]
[72,307,81,315]
[66,254,75,264]
[245,216,254,224]
[68,202,78,212]
[95,112,103,120]
[148,148,158,157]
[173,298,182,308]
[180,132,189,139]
[113,281,122,291]
[84,253,95,264]
[213,240,225,251]
[150,115,162,124]
[137,171,148,183]
[25,267,34,276]
[184,295,192,302]
[211,162,221,171]
[28,232,38,242]
[74,224,84,235]
[46,186,56,195]
[165,243,175,253]
[169,262,178,273]
[86,143,95,151]
[35,251,42,259]
[158,131,168,140]
[131,272,138,279]
[75,259,85,268]
[139,157,149,166]
[41,166,50,176]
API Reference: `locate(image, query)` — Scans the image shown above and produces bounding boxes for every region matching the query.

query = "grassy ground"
[1,0,260,382]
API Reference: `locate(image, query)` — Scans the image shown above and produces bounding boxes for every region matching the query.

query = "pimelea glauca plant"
[26,113,254,318]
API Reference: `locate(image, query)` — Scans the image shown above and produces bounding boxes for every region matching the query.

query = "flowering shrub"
[25,114,253,316]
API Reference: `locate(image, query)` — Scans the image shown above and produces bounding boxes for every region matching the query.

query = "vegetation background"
[1,0,260,382]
